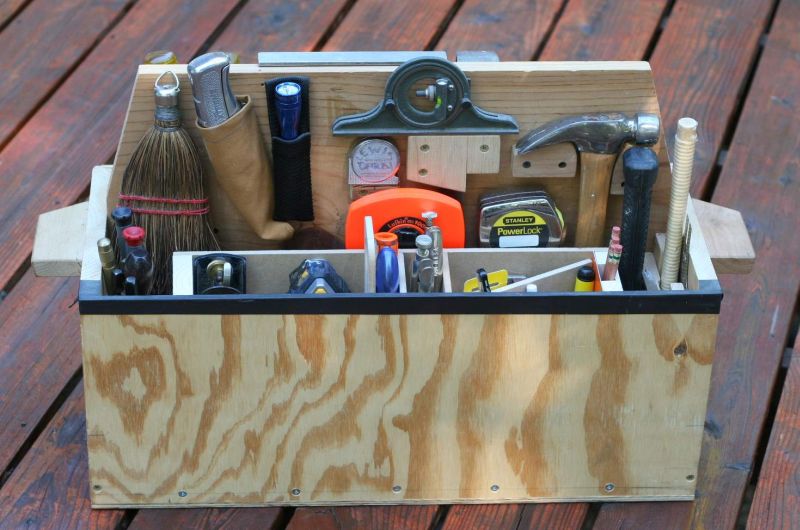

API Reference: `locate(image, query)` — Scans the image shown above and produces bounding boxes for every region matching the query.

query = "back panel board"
[109,62,670,250]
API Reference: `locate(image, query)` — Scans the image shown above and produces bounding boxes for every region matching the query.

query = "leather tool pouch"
[197,96,294,242]
[265,76,314,222]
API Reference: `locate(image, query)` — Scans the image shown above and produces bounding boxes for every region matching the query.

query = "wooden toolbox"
[32,60,755,508]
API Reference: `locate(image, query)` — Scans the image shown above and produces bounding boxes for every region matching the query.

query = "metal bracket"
[331,57,518,136]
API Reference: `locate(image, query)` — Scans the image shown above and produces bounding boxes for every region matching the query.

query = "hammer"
[514,112,660,247]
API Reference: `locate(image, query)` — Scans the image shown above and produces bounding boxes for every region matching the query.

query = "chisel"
[619,147,659,290]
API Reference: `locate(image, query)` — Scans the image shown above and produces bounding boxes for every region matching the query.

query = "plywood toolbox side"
[81,312,716,507]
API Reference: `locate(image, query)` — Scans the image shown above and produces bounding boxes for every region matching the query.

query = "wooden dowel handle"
[575,152,616,247]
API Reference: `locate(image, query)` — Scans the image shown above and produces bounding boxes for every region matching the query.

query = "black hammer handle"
[619,147,659,290]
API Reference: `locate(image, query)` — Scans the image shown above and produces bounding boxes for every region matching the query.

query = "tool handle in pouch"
[265,76,314,222]
[197,96,294,242]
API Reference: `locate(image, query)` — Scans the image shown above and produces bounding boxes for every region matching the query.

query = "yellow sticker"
[490,211,549,247]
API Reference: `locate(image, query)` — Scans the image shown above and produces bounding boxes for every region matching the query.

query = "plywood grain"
[109,62,672,250]
[81,312,716,506]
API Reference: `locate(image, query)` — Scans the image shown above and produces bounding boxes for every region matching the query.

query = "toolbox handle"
[32,201,88,277]
[691,199,755,274]
[32,166,112,279]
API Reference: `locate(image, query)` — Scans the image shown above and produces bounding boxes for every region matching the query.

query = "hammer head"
[515,112,660,155]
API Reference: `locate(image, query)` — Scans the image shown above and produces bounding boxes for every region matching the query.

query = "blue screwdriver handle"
[376,247,400,293]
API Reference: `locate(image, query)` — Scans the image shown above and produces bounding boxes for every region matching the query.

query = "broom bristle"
[120,124,218,294]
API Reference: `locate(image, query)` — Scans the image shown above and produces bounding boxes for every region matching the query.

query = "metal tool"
[97,238,117,295]
[618,147,660,290]
[288,259,350,294]
[187,52,240,128]
[455,50,499,62]
[332,57,518,136]
[410,235,435,293]
[193,253,247,295]
[258,51,447,66]
[514,112,660,246]
[679,224,692,288]
[479,190,565,247]
[422,211,443,290]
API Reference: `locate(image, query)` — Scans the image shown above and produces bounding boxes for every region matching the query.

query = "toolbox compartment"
[33,61,756,508]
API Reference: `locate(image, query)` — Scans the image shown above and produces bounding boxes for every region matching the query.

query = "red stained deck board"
[0,0,132,149]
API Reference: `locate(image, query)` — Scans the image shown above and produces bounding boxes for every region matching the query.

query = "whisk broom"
[118,71,218,294]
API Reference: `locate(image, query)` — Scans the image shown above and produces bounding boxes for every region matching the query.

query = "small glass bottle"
[122,226,154,295]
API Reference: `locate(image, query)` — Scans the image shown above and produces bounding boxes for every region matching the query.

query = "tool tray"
[33,61,754,508]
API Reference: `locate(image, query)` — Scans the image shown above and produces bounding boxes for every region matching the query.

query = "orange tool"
[345,188,465,249]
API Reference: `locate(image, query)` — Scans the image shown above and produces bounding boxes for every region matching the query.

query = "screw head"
[178,490,188,497]
[420,144,430,152]
[392,485,402,493]
[480,144,489,152]
[291,488,301,496]
[604,483,615,493]
[490,484,500,492]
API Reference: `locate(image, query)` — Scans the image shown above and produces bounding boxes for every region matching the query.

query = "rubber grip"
[619,147,659,291]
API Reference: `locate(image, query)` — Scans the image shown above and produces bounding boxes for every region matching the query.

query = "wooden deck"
[0,0,797,528]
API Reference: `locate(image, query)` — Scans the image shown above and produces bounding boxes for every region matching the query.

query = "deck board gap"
[0,367,83,490]
[530,0,570,60]
[312,0,359,51]
[0,0,33,32]
[642,0,677,61]
[747,300,799,490]
[425,0,467,51]
[191,0,250,60]
[699,0,782,200]
[114,509,138,530]
[429,505,451,530]
[272,507,296,530]
[582,502,601,530]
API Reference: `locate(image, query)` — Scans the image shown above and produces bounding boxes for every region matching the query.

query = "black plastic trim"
[80,280,722,315]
